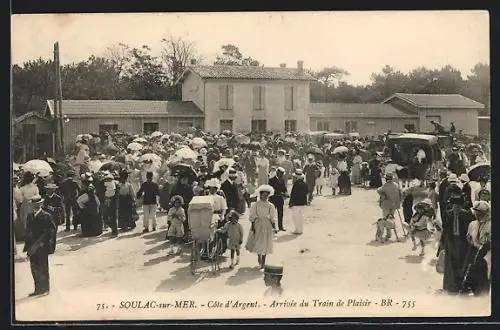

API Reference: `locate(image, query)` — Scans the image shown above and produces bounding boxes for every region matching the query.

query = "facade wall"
[423,108,479,135]
[309,116,419,137]
[181,73,205,111]
[478,118,490,137]
[203,79,310,134]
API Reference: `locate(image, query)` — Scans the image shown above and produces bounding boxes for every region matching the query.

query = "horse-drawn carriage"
[387,133,443,181]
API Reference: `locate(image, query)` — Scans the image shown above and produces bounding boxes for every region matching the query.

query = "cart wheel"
[190,241,198,275]
[210,239,218,275]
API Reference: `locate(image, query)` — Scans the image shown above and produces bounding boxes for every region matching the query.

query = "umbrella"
[216,137,228,147]
[235,134,251,144]
[127,142,143,151]
[467,162,490,181]
[170,163,198,182]
[284,136,297,143]
[132,137,148,144]
[139,153,162,164]
[191,137,207,149]
[213,158,235,172]
[161,134,170,140]
[306,146,324,156]
[150,131,163,139]
[333,146,349,154]
[174,147,198,161]
[22,159,53,177]
[222,130,232,136]
[99,161,125,172]
[76,133,92,142]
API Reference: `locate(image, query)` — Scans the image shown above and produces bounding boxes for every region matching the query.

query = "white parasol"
[333,146,349,154]
[213,158,235,173]
[132,137,148,144]
[76,133,93,142]
[127,142,143,151]
[139,153,162,164]
[174,147,198,161]
[150,131,163,139]
[22,159,53,177]
[191,137,207,149]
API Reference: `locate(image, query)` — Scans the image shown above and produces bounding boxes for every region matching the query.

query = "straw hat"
[255,184,275,197]
[170,195,184,205]
[276,167,285,174]
[447,173,459,184]
[30,194,44,204]
[459,173,470,183]
[416,198,432,208]
[472,201,490,214]
[205,178,221,189]
[45,183,58,189]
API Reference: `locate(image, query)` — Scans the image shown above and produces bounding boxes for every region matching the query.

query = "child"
[315,162,326,196]
[329,166,339,195]
[409,199,433,256]
[427,181,439,217]
[360,162,370,188]
[166,195,186,254]
[217,210,244,269]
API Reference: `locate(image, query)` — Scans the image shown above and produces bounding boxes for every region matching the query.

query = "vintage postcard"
[11,11,491,322]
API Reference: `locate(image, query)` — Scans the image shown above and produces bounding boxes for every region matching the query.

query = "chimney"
[190,59,197,65]
[280,63,286,68]
[297,60,303,74]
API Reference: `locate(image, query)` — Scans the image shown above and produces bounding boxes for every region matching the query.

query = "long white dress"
[256,157,270,186]
[247,200,277,255]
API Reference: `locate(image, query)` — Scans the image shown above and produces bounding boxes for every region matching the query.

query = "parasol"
[222,130,232,136]
[306,146,324,156]
[150,131,163,139]
[235,134,251,144]
[216,137,228,147]
[191,137,207,149]
[22,159,53,177]
[132,137,148,144]
[161,134,170,140]
[467,162,490,182]
[333,146,349,154]
[99,161,125,172]
[127,142,143,151]
[174,147,198,161]
[76,133,93,142]
[139,153,162,164]
[170,163,198,182]
[213,158,235,173]
[249,141,263,150]
[284,136,297,143]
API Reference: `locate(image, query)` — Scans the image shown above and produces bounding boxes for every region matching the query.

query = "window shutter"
[219,85,227,110]
[253,86,259,110]
[284,86,292,110]
[227,85,234,109]
[260,86,265,110]
[292,86,298,110]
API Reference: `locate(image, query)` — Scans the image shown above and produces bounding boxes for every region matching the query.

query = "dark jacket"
[289,180,309,207]
[221,179,241,210]
[269,176,287,206]
[23,209,56,256]
[462,182,473,209]
[137,181,160,205]
[438,178,449,207]
[59,178,80,203]
[43,193,65,225]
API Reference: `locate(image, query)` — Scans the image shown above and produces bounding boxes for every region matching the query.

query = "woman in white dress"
[256,152,270,186]
[246,184,277,270]
[16,172,39,241]
[315,162,326,195]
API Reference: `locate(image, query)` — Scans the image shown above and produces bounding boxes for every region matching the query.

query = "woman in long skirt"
[246,184,277,270]
[16,172,39,241]
[256,153,270,186]
[117,170,137,230]
[77,184,102,237]
[351,151,363,185]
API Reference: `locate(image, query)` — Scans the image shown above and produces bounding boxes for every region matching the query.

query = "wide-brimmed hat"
[227,167,237,175]
[439,169,448,177]
[45,183,58,189]
[30,194,44,204]
[104,173,114,180]
[448,173,459,183]
[385,173,394,180]
[276,167,285,174]
[170,195,184,205]
[205,178,221,189]
[264,264,283,275]
[472,201,490,213]
[416,198,432,208]
[255,184,274,196]
[459,173,470,183]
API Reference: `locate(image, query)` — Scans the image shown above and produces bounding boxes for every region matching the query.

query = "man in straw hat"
[264,262,284,296]
[269,167,288,232]
[43,183,65,226]
[377,173,402,221]
[59,171,80,232]
[288,169,308,235]
[22,195,56,297]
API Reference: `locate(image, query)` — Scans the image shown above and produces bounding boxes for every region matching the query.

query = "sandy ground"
[13,187,490,321]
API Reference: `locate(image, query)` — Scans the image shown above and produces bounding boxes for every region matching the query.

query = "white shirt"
[337,160,347,172]
[385,163,403,175]
[34,207,42,218]
[209,193,227,213]
[416,149,426,163]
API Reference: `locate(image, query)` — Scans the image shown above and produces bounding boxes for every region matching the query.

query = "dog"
[374,214,400,243]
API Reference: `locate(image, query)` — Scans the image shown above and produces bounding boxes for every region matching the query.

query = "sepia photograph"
[11,11,491,321]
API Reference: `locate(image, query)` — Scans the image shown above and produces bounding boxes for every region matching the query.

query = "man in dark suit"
[23,195,57,297]
[269,167,288,231]
[221,168,241,218]
[436,169,450,257]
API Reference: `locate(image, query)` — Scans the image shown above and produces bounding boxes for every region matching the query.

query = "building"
[309,103,419,137]
[176,61,315,133]
[13,111,54,162]
[478,116,490,137]
[382,93,484,135]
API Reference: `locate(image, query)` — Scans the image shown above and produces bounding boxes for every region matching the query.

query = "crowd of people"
[13,128,490,297]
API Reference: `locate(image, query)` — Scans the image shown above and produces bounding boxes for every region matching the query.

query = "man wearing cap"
[23,195,56,296]
[269,167,288,232]
[43,183,65,226]
[377,173,402,220]
[59,171,80,232]
[289,170,308,234]
[303,156,319,204]
[221,168,243,218]
[136,171,161,233]
[264,263,284,296]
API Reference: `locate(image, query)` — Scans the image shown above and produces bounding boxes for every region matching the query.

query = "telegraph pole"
[53,42,61,156]
[54,42,65,158]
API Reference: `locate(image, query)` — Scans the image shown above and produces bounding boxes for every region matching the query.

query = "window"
[251,120,267,133]
[345,121,358,133]
[284,86,297,111]
[177,121,194,130]
[285,120,297,132]
[317,121,330,131]
[220,119,233,133]
[219,84,234,110]
[99,124,118,135]
[404,124,416,132]
[143,122,159,134]
[253,86,265,110]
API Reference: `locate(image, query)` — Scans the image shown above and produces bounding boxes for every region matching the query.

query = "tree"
[103,43,131,98]
[160,36,203,100]
[462,62,490,115]
[309,66,350,102]
[214,44,260,66]
[370,65,409,100]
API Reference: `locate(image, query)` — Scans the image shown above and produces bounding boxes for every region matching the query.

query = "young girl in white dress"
[315,162,326,195]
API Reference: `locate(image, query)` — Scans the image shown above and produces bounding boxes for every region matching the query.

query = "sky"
[11,11,489,86]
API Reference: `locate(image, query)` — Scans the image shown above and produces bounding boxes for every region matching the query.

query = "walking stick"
[396,208,408,237]
[460,244,484,294]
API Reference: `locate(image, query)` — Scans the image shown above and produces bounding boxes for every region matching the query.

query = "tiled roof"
[13,111,50,124]
[45,100,204,117]
[384,93,485,109]
[309,103,418,118]
[184,65,316,81]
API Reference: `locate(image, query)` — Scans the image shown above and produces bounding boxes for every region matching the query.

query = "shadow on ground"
[225,267,262,286]
[399,255,424,264]
[276,234,299,243]
[155,265,205,292]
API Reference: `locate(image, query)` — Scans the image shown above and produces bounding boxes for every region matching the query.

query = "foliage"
[214,44,260,66]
